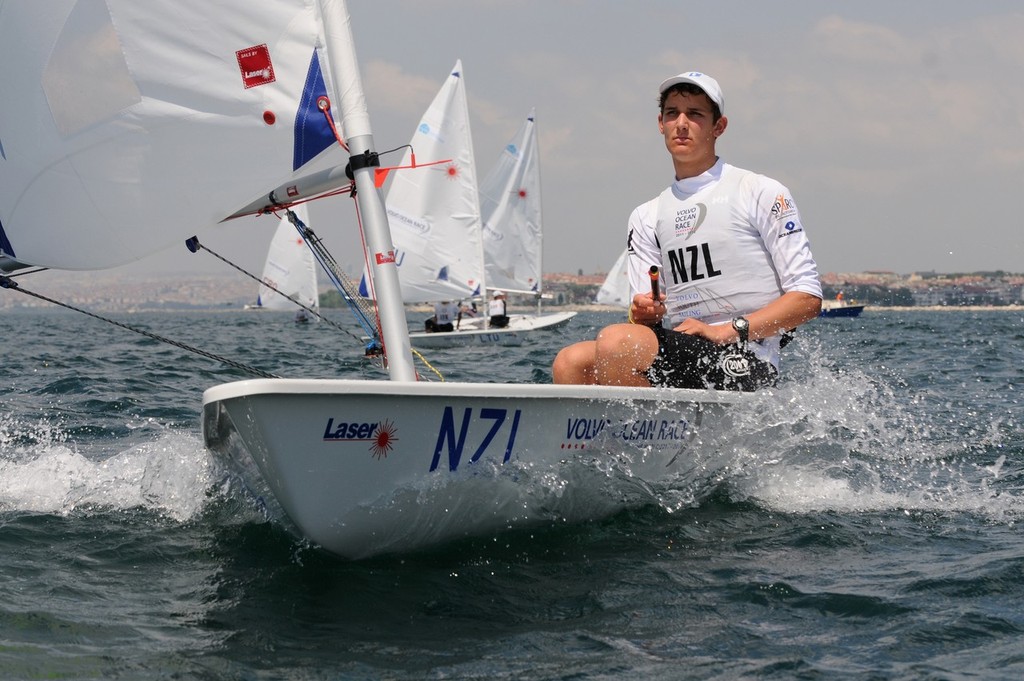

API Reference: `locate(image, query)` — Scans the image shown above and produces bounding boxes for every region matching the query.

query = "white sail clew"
[1,0,753,560]
[378,60,486,304]
[257,205,320,313]
[595,248,631,308]
[480,110,543,295]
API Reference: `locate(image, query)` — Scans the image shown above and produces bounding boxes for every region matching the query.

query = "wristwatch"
[731,316,750,344]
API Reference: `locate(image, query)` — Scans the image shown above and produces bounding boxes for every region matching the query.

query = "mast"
[318,0,416,381]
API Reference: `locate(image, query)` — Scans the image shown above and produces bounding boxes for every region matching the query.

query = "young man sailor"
[553,71,822,390]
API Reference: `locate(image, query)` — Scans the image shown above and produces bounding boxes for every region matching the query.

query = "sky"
[119,0,1024,281]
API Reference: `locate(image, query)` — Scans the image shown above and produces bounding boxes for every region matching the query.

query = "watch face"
[734,318,748,330]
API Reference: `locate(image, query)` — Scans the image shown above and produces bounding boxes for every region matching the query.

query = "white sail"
[0,0,351,272]
[376,60,486,304]
[257,206,320,312]
[595,248,631,307]
[480,110,543,294]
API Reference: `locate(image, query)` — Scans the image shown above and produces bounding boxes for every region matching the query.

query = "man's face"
[658,90,724,163]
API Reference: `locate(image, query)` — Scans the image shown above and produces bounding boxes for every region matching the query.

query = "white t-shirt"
[626,159,822,368]
[433,302,460,324]
[488,298,506,316]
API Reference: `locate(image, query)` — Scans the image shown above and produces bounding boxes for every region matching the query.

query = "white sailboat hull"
[202,378,750,559]
[407,310,577,348]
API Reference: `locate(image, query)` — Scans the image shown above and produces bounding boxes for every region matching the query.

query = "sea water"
[1,307,1022,679]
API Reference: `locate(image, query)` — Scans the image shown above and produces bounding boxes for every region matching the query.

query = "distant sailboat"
[595,248,631,308]
[478,110,576,331]
[364,63,573,348]
[254,205,320,321]
[381,59,486,306]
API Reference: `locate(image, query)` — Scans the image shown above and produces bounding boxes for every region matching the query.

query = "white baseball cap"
[658,71,724,115]
[492,290,504,298]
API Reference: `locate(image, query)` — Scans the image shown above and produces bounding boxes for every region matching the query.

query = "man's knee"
[595,323,651,358]
[551,345,576,383]
[552,341,594,384]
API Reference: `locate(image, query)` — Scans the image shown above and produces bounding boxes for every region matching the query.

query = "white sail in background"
[257,206,319,313]
[595,248,631,307]
[377,60,486,304]
[480,110,543,295]
[0,0,351,272]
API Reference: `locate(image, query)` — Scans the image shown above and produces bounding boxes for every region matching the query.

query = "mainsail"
[373,60,486,304]
[480,110,543,295]
[0,0,350,272]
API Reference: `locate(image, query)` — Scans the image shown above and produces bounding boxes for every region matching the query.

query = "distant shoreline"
[562,304,1024,313]
[852,305,1024,312]
[6,302,1021,315]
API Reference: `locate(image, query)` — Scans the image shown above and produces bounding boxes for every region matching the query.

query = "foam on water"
[717,340,1023,521]
[0,413,215,521]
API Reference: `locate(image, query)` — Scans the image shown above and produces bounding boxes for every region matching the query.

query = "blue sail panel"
[293,50,335,171]
[0,217,15,258]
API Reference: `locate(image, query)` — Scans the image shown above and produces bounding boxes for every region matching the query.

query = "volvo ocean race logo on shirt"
[674,203,707,236]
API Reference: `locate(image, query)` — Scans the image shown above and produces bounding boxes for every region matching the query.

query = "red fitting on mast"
[316,96,349,152]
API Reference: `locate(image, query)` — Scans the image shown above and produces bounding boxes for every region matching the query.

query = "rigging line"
[349,193,389,345]
[185,237,367,346]
[411,347,444,382]
[316,96,349,152]
[282,209,380,340]
[0,275,278,379]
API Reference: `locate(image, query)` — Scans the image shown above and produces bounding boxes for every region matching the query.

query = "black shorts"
[425,319,454,333]
[646,325,777,391]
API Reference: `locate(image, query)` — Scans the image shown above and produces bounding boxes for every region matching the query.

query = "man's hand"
[673,318,734,344]
[629,291,665,325]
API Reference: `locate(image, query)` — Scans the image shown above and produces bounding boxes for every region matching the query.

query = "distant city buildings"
[818,271,1024,307]
[542,270,1024,308]
[0,272,255,312]
[1,269,1022,312]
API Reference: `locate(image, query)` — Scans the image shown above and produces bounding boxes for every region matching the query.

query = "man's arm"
[674,290,821,343]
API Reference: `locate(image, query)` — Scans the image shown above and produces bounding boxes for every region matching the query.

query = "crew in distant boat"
[488,290,510,328]
[553,70,822,390]
[425,301,470,333]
